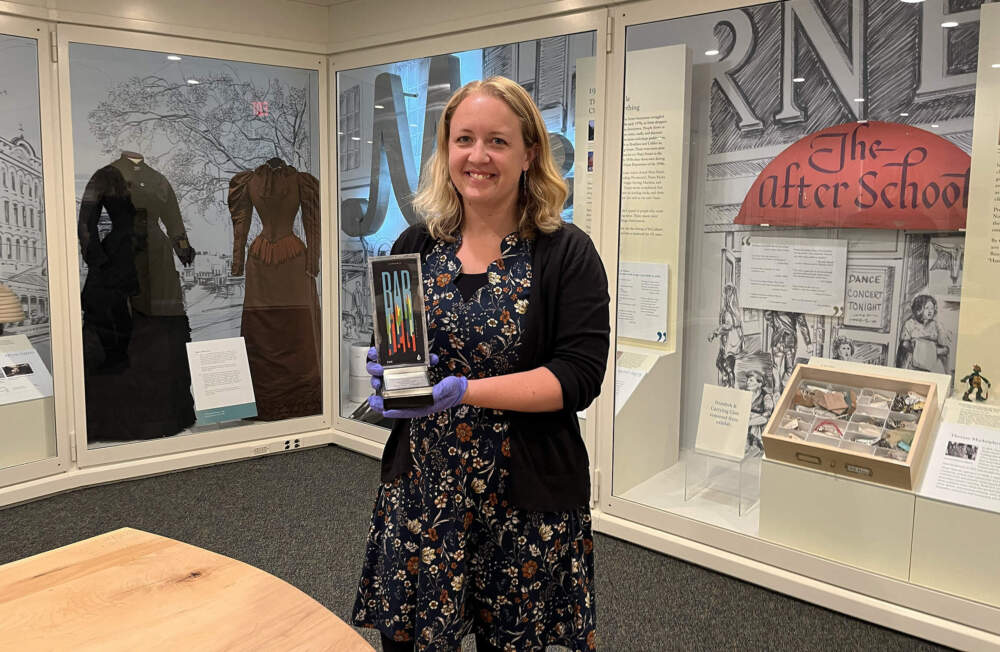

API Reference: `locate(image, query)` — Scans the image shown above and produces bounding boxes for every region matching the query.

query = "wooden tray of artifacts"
[762,363,938,490]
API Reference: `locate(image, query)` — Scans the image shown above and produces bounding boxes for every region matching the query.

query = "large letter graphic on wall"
[341,55,461,237]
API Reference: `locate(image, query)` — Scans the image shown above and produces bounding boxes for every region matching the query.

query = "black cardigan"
[379,222,611,512]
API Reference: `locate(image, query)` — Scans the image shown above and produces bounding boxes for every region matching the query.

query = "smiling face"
[447,92,534,219]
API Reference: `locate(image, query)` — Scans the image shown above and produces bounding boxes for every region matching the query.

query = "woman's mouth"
[466,171,494,180]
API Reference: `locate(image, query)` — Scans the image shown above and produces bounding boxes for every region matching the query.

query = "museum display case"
[595,0,1000,645]
[332,13,606,458]
[57,27,330,466]
[0,17,74,490]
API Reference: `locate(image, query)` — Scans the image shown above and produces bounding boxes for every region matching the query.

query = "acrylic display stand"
[684,449,761,517]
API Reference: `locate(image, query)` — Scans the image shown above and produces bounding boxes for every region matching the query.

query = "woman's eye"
[492,138,507,146]
[455,135,471,144]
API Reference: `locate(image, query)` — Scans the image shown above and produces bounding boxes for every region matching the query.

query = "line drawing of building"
[0,130,49,339]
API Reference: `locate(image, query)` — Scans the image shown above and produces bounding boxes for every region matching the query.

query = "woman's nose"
[468,140,489,163]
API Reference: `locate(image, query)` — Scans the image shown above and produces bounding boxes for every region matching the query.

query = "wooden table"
[0,528,374,651]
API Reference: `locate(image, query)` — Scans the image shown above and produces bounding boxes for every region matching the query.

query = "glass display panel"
[613,0,986,535]
[336,32,597,425]
[0,32,58,471]
[68,44,321,448]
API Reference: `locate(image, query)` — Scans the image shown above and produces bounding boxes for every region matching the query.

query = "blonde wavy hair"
[413,76,568,241]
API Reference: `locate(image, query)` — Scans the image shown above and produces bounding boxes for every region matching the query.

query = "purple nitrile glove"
[368,375,468,419]
[366,346,440,392]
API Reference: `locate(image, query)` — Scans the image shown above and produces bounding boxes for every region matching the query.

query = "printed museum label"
[619,43,690,350]
[617,261,669,343]
[735,121,970,231]
[0,335,54,407]
[186,337,257,424]
[921,419,1000,515]
[572,57,597,236]
[739,237,848,316]
[695,383,753,461]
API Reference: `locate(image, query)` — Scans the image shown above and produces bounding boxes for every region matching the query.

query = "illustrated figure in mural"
[353,77,609,652]
[708,283,744,387]
[832,336,855,361]
[896,294,950,372]
[744,369,773,456]
[764,310,812,394]
[960,365,991,402]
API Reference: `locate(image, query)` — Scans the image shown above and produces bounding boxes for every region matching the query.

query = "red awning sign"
[735,121,970,230]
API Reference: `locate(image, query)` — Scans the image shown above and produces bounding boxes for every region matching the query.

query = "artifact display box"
[762,364,938,490]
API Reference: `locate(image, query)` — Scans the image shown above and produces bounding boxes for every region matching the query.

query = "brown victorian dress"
[228,159,321,420]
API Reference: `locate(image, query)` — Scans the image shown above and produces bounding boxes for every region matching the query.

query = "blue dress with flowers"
[352,232,597,651]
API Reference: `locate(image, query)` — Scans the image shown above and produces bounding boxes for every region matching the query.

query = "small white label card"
[0,334,54,406]
[921,420,1000,514]
[695,383,753,461]
[186,337,257,424]
[617,261,669,343]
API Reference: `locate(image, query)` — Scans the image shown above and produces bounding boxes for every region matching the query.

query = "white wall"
[328,0,607,53]
[326,0,762,54]
[0,0,329,50]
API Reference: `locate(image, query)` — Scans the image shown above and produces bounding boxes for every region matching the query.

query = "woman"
[707,284,743,387]
[832,336,855,361]
[352,77,610,651]
[896,294,949,372]
[743,369,773,455]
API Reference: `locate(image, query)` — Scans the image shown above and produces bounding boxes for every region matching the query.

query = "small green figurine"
[960,365,991,402]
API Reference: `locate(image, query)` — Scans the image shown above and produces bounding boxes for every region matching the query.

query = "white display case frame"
[54,25,333,468]
[328,8,612,466]
[593,0,1000,648]
[0,15,75,491]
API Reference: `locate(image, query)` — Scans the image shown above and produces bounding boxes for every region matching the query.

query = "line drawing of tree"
[88,72,313,212]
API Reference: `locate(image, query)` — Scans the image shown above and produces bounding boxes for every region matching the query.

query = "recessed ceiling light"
[167,55,182,61]
[374,104,384,109]
[941,21,958,28]
[931,123,940,128]
[705,49,720,56]
[351,136,361,141]
[337,131,344,135]
[993,63,1000,69]
[900,0,925,4]
[792,77,805,83]
[853,97,865,102]
[367,140,373,144]
[899,112,909,117]
[186,79,199,85]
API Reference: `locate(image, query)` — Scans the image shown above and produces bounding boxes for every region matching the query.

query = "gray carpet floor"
[0,444,949,651]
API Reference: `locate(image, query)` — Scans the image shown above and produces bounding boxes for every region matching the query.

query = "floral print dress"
[352,232,597,651]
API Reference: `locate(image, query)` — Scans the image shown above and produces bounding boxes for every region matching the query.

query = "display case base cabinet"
[911,497,1000,608]
[758,458,914,580]
[593,509,1000,651]
[0,397,56,469]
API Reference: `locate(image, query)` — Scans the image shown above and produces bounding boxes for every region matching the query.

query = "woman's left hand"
[368,375,468,419]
